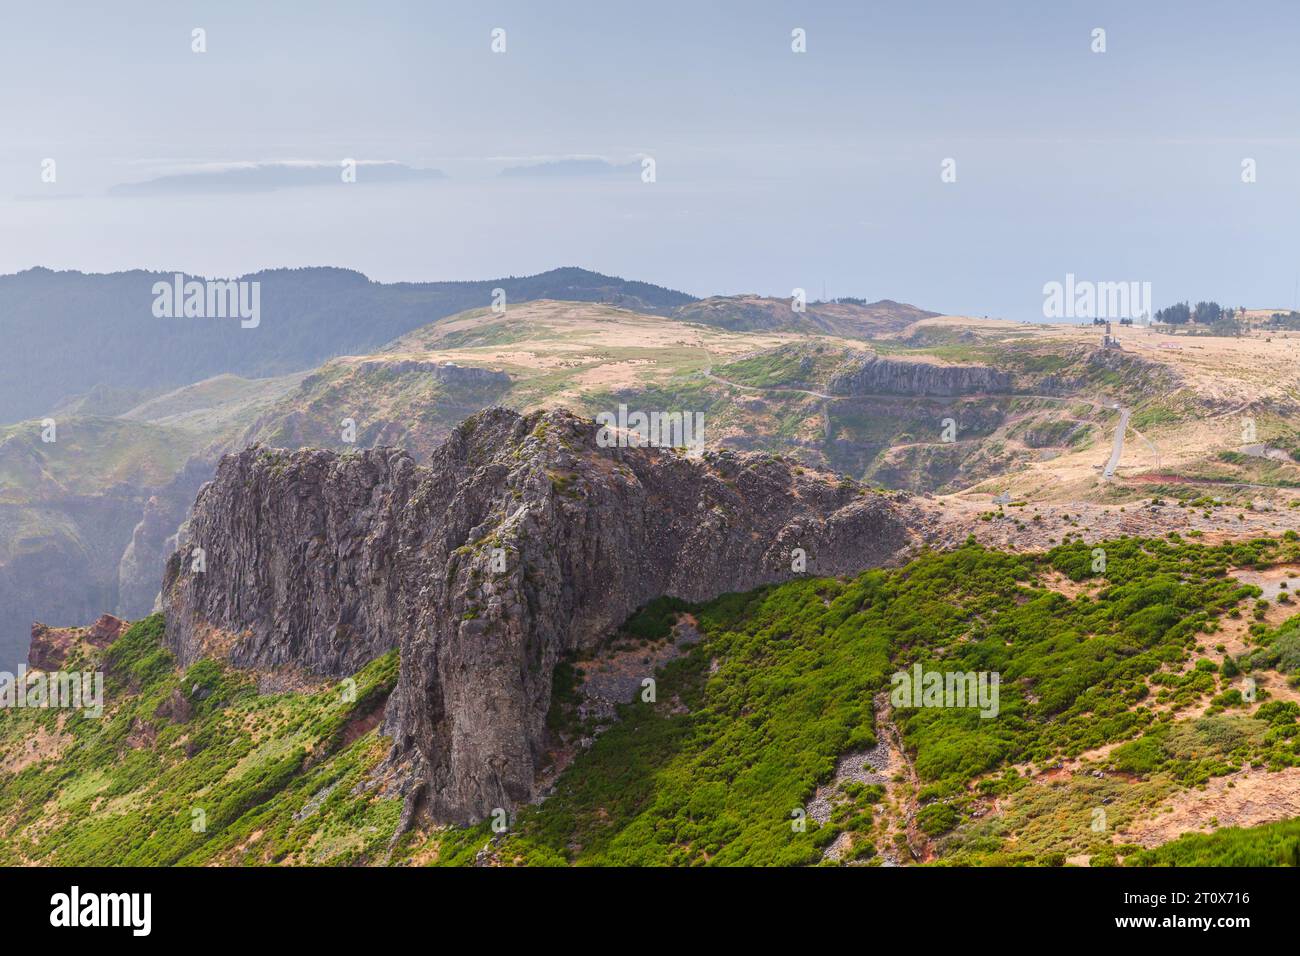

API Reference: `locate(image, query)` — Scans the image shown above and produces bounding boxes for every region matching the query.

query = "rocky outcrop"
[161,445,416,675]
[428,361,510,389]
[162,407,919,823]
[1035,347,1183,402]
[28,614,126,671]
[341,358,510,390]
[827,355,1011,397]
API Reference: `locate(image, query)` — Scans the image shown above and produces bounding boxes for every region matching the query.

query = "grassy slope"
[4,538,1300,867]
[0,417,200,503]
[1126,817,1300,866]
[238,360,511,459]
[0,616,400,865]
[471,536,1291,866]
[118,372,310,435]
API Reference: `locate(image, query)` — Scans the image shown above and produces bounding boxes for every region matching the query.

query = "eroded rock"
[163,407,920,823]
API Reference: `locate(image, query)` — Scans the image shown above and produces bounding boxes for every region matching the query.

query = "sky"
[2,0,1298,319]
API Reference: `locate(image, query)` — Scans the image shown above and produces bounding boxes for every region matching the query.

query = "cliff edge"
[162,407,921,822]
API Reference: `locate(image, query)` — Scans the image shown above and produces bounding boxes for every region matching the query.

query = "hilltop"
[0,266,696,425]
[673,294,937,337]
[8,284,1300,678]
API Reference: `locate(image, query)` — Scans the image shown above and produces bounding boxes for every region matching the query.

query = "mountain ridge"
[161,405,920,822]
[0,266,698,424]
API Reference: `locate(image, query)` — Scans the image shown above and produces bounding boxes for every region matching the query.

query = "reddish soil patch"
[1117,767,1300,848]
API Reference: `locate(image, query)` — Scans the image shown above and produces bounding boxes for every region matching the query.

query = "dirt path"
[1117,767,1300,848]
[870,693,933,865]
[700,356,1172,489]
[699,361,838,400]
[1103,405,1130,480]
[700,354,1300,502]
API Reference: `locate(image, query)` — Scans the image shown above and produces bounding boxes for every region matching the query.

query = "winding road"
[1103,405,1130,480]
[699,365,837,400]
[699,352,1152,485]
[699,356,1300,495]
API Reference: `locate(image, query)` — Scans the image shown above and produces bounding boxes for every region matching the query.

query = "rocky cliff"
[162,407,920,823]
[28,614,126,671]
[827,354,1011,397]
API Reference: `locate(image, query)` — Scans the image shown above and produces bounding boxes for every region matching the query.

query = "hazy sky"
[2,0,1298,318]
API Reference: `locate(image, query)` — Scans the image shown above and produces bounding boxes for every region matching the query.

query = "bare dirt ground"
[910,316,1300,406]
[1036,569,1101,600]
[896,315,1300,503]
[1116,767,1300,848]
[914,495,1300,556]
[0,713,70,775]
[373,300,807,393]
[926,494,1300,862]
[1226,564,1300,601]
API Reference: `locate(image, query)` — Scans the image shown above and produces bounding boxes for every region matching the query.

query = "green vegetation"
[0,417,199,501]
[713,342,858,389]
[441,535,1296,866]
[0,616,400,866]
[6,535,1300,867]
[1127,817,1300,866]
[1243,614,1300,675]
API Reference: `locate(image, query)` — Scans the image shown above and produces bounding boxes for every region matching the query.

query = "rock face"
[28,614,126,671]
[161,446,416,676]
[428,362,510,389]
[162,407,919,823]
[336,358,510,390]
[827,355,1011,397]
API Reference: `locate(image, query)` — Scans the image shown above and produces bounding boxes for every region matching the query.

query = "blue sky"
[2,0,1298,318]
